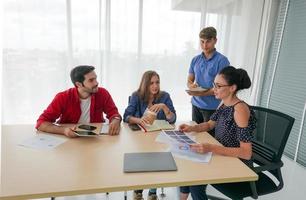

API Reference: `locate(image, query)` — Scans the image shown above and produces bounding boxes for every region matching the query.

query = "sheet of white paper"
[169,144,212,163]
[156,131,196,145]
[162,130,197,144]
[19,134,67,150]
[155,131,173,144]
[156,132,211,163]
[100,123,109,134]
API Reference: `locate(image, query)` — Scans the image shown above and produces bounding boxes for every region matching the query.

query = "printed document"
[19,134,67,150]
[156,130,212,163]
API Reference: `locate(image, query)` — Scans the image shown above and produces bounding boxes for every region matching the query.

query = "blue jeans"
[180,185,207,200]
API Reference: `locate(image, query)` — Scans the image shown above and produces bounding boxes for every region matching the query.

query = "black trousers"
[192,105,215,136]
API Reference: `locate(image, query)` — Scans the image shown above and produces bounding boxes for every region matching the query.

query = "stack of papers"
[169,144,212,163]
[162,130,197,144]
[155,130,196,145]
[156,130,212,163]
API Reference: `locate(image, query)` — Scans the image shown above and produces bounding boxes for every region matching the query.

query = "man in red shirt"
[36,65,121,137]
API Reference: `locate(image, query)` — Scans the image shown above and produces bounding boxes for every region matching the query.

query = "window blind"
[259,0,306,165]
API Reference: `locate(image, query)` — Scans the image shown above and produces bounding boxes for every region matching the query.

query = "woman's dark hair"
[219,66,251,92]
[70,65,95,86]
[136,70,162,103]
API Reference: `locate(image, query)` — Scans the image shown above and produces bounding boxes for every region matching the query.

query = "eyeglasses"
[213,83,231,89]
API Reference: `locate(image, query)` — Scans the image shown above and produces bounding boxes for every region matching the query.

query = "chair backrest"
[250,106,295,163]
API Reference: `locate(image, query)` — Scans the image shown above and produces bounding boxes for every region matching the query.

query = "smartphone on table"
[128,123,141,131]
[78,124,97,131]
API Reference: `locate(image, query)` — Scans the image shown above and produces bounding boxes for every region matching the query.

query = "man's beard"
[84,85,98,93]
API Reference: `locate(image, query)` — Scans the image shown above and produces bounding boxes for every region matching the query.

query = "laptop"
[123,152,177,173]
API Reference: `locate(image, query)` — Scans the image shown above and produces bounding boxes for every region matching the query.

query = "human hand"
[134,117,146,128]
[140,115,153,126]
[149,103,165,113]
[189,83,198,88]
[63,126,78,138]
[190,143,212,154]
[179,124,193,132]
[142,108,157,125]
[108,119,121,135]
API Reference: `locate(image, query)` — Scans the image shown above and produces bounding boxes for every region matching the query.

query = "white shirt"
[78,96,91,124]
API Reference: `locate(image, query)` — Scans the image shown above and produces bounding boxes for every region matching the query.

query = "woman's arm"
[190,102,253,160]
[149,92,176,123]
[162,93,176,123]
[179,120,216,132]
[123,94,140,123]
[190,142,252,160]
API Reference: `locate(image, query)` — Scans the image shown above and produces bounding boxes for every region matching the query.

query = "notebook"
[138,120,175,132]
[123,152,177,173]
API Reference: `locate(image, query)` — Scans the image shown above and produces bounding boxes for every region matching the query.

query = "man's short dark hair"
[70,65,95,86]
[199,27,217,39]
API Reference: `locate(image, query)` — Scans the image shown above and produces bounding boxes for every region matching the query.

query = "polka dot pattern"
[210,102,256,166]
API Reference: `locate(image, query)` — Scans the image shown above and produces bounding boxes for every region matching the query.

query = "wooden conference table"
[0,123,258,200]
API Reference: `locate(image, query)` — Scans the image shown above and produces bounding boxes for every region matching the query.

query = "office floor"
[36,156,306,200]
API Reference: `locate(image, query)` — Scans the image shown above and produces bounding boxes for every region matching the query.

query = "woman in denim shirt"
[123,70,176,200]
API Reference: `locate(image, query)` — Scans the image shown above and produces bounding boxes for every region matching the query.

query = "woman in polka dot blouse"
[179,66,256,200]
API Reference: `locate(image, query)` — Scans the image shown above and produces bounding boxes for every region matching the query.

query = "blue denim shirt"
[189,51,230,110]
[123,91,176,124]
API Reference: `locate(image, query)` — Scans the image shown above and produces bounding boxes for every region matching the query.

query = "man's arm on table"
[37,121,77,138]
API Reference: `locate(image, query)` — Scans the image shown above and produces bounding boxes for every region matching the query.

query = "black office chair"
[208,106,295,200]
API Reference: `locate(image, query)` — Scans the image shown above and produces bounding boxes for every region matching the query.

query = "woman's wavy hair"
[136,70,162,103]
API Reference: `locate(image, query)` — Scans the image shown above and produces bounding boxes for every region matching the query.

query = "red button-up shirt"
[36,87,121,129]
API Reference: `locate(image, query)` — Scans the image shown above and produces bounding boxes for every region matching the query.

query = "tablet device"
[123,152,177,173]
[78,124,97,131]
[74,130,97,137]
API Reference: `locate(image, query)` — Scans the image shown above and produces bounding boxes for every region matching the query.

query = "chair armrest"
[252,161,283,173]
